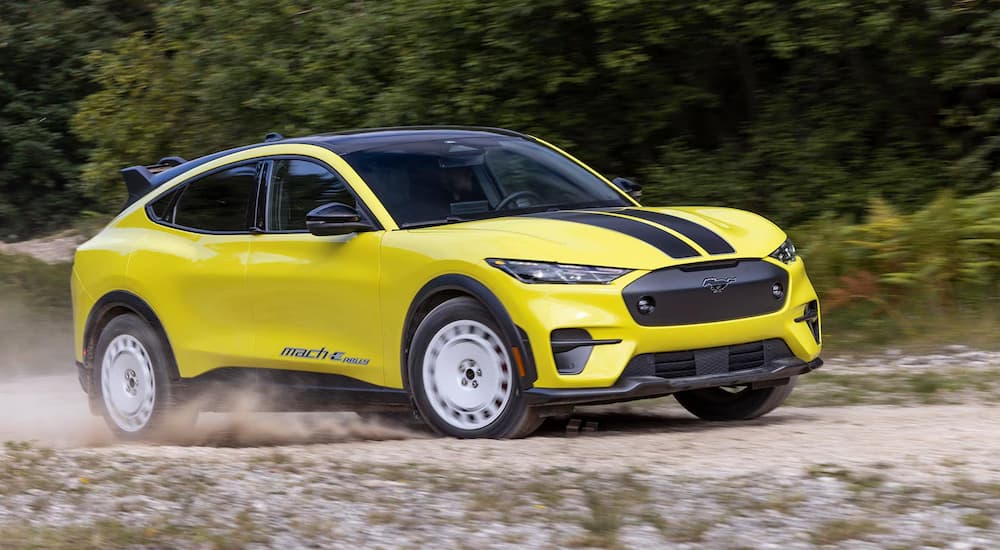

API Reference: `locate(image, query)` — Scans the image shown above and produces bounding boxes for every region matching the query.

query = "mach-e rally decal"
[280,346,371,365]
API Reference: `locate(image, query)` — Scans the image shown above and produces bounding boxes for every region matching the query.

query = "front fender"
[400,274,539,391]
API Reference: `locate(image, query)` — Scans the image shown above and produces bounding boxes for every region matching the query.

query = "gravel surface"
[1,349,999,548]
[823,345,1000,374]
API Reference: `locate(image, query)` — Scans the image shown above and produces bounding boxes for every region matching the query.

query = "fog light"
[771,282,784,300]
[637,296,656,315]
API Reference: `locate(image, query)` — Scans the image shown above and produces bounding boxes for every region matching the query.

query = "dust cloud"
[0,297,421,448]
[152,390,422,447]
[0,297,74,378]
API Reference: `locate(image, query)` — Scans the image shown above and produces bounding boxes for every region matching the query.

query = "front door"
[246,157,384,386]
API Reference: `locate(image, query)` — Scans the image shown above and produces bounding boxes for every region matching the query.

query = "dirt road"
[2,371,998,548]
[2,373,998,484]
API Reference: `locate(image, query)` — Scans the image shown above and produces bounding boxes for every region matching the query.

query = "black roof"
[148,126,530,187]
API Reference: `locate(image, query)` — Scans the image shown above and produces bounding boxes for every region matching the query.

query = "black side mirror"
[612,177,642,202]
[306,202,374,236]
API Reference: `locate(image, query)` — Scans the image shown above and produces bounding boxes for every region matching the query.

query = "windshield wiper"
[400,216,469,229]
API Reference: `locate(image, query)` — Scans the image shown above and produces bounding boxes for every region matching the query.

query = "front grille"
[622,259,789,326]
[622,339,793,381]
[729,341,767,370]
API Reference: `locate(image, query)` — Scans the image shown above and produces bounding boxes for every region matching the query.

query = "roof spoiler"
[120,156,187,209]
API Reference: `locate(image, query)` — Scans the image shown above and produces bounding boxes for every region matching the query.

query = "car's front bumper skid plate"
[524,357,822,407]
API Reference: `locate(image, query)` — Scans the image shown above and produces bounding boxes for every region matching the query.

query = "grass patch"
[642,511,714,543]
[570,474,653,548]
[760,491,807,514]
[0,442,63,496]
[525,479,566,508]
[574,488,625,548]
[0,252,73,311]
[961,512,994,529]
[805,464,886,494]
[819,300,1000,355]
[0,517,268,550]
[789,367,1000,407]
[810,518,889,545]
[933,478,1000,508]
[465,483,529,523]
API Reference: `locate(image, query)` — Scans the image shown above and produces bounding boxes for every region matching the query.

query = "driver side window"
[266,159,357,232]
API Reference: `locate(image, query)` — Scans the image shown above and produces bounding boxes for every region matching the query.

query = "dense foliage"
[68,0,999,223]
[0,0,150,239]
[2,0,999,233]
[795,187,1000,315]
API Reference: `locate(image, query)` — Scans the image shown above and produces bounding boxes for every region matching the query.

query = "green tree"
[938,1,1000,192]
[0,0,151,239]
[73,0,998,225]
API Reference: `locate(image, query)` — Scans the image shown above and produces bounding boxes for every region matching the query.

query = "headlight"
[486,259,631,284]
[769,238,797,264]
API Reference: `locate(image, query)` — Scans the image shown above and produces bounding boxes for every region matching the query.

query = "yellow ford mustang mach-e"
[72,127,822,439]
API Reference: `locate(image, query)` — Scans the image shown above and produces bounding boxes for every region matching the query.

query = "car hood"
[411,207,787,271]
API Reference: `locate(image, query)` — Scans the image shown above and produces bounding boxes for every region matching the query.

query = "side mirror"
[612,177,642,202]
[306,202,374,236]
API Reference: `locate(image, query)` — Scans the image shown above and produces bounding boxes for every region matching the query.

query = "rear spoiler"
[120,156,187,209]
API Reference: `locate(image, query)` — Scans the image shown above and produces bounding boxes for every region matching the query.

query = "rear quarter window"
[169,163,260,233]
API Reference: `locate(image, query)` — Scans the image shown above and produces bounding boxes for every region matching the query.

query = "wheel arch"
[400,274,538,391]
[83,290,181,380]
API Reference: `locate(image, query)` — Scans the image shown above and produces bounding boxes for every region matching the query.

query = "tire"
[93,313,193,439]
[674,377,797,421]
[408,297,541,438]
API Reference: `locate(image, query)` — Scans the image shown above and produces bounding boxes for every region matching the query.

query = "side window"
[148,188,179,222]
[266,159,357,232]
[172,164,259,232]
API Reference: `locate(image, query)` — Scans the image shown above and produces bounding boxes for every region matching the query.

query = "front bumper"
[498,256,822,389]
[525,356,822,407]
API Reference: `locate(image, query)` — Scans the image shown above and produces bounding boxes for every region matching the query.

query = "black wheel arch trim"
[401,274,539,390]
[83,290,181,381]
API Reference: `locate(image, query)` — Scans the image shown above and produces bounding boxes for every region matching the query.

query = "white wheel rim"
[101,334,156,432]
[422,320,513,431]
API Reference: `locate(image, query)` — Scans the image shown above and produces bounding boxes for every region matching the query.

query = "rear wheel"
[674,377,796,421]
[94,314,192,439]
[408,297,541,438]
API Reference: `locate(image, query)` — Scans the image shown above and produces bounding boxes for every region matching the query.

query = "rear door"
[129,162,262,378]
[245,156,385,386]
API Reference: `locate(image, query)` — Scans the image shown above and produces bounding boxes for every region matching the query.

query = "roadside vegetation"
[3,0,997,354]
[796,187,1000,349]
[0,252,72,311]
[2,1,999,240]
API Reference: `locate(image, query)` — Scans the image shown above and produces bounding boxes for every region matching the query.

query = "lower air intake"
[622,339,794,380]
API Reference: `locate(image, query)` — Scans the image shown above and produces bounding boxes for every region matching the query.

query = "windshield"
[342,136,630,227]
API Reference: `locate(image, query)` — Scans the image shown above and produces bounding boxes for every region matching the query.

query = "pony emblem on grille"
[702,276,736,294]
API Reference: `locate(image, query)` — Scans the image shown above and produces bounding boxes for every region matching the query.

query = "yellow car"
[72,127,822,439]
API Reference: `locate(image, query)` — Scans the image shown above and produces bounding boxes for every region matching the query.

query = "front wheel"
[674,377,797,421]
[93,314,192,439]
[408,297,541,438]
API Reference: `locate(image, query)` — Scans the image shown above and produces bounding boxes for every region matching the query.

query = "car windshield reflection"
[342,136,629,227]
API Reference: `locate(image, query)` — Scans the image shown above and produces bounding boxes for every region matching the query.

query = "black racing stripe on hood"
[526,211,700,258]
[617,209,736,255]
